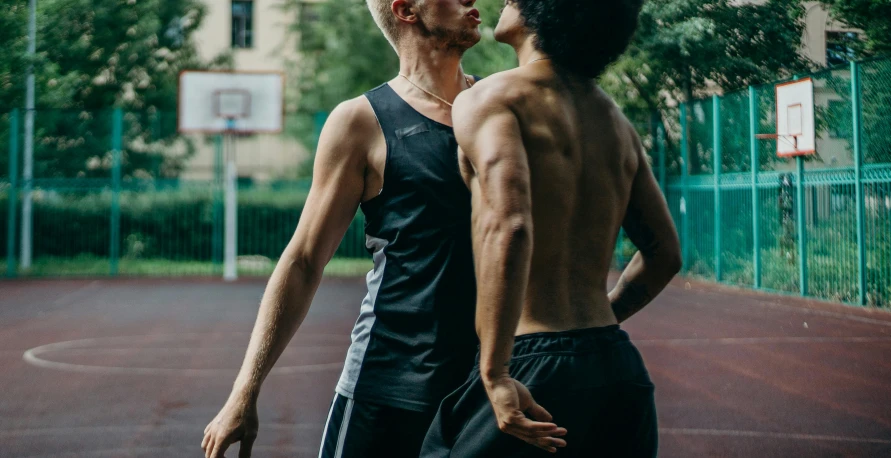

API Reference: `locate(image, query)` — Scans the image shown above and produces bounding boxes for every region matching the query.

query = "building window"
[827,100,849,139]
[232,1,254,49]
[825,31,859,67]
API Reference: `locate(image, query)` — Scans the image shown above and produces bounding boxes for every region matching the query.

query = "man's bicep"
[282,106,369,267]
[457,109,531,218]
[622,159,679,259]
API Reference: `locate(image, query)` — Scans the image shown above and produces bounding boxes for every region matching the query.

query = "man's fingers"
[204,437,214,458]
[526,401,553,422]
[239,434,256,458]
[512,416,560,433]
[201,432,211,451]
[210,440,230,458]
[509,431,566,453]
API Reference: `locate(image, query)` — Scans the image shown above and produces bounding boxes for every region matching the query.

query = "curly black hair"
[514,0,645,78]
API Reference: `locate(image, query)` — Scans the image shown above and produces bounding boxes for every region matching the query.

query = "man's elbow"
[283,248,326,281]
[661,243,682,276]
[482,214,533,251]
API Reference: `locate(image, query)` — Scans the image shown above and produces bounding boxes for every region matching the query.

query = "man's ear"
[392,0,419,25]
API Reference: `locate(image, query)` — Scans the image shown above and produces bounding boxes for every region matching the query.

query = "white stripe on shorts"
[318,394,339,458]
[334,398,355,458]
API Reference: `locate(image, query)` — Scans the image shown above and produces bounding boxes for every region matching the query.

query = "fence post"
[212,134,223,266]
[796,156,807,296]
[713,95,722,282]
[109,108,123,276]
[851,60,867,305]
[749,86,761,289]
[7,109,20,278]
[658,124,666,193]
[680,103,690,272]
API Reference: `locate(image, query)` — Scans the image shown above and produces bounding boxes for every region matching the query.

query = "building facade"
[182,0,308,181]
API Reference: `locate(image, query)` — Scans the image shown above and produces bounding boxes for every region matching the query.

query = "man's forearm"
[609,252,678,323]
[230,258,324,402]
[477,222,533,384]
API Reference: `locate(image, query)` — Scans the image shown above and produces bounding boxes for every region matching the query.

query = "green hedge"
[0,184,369,263]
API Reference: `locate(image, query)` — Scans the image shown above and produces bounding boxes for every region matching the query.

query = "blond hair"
[366,0,402,52]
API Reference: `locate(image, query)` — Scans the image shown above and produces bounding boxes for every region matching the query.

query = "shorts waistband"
[475,325,629,365]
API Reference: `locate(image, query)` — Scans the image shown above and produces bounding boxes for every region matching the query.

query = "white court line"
[36,346,347,356]
[51,280,101,306]
[636,336,891,346]
[0,422,321,437]
[22,335,346,376]
[20,445,316,458]
[661,428,891,444]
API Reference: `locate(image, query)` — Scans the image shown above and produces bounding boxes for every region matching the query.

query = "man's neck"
[513,35,545,66]
[397,44,468,103]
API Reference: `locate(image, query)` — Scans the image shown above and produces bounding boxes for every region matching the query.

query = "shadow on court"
[1,275,890,457]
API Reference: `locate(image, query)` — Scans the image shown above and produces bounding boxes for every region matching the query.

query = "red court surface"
[1,275,890,457]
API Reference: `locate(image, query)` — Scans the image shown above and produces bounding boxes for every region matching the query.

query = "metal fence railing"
[3,56,891,308]
[657,57,891,307]
[1,108,367,279]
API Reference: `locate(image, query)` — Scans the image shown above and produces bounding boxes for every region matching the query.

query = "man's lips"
[466,9,481,24]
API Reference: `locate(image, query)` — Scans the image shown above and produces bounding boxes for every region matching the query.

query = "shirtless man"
[201,1,485,457]
[421,0,681,456]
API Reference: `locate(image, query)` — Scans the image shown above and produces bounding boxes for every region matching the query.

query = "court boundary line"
[22,334,347,376]
[635,336,891,346]
[660,428,891,444]
[0,423,321,437]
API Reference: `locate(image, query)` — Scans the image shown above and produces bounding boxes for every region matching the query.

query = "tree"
[818,0,891,56]
[288,0,515,176]
[2,0,230,180]
[601,0,813,174]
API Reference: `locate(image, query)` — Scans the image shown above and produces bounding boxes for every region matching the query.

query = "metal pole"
[851,60,867,305]
[7,110,20,277]
[749,86,761,289]
[212,134,223,266]
[796,156,807,296]
[680,103,690,273]
[21,0,37,269]
[223,121,238,281]
[713,95,722,282]
[657,124,666,193]
[109,108,123,276]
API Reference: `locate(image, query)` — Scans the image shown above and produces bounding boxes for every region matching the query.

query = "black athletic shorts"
[318,393,437,458]
[420,325,658,458]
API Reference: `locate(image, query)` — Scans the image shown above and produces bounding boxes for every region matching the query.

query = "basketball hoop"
[755,133,802,155]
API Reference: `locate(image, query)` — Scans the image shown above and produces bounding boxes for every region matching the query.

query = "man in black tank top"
[201,1,484,458]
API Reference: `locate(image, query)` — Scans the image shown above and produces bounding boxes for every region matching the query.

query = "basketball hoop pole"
[223,117,238,281]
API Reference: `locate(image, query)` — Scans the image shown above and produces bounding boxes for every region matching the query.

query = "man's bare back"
[421,1,678,456]
[461,65,644,335]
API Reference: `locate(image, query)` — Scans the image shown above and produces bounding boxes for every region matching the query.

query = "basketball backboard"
[773,78,815,157]
[178,71,284,134]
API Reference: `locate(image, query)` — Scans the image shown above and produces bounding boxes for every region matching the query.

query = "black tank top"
[334,82,478,411]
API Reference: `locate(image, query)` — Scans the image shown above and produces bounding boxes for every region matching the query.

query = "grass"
[2,255,372,278]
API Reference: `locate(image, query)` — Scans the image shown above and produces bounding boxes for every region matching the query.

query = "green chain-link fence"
[1,108,369,279]
[3,57,891,308]
[662,56,891,307]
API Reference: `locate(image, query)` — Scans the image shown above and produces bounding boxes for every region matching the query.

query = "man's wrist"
[230,379,260,404]
[481,363,511,386]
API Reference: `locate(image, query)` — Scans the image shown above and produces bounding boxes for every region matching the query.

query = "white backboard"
[775,78,815,157]
[178,71,284,134]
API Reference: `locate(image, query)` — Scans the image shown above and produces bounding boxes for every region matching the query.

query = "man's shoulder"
[322,95,380,146]
[329,95,378,130]
[455,70,534,117]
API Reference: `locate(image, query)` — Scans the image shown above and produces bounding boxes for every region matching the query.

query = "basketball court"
[1,275,890,457]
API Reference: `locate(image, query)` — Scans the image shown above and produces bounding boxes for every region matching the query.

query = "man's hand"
[201,397,259,458]
[484,376,567,453]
